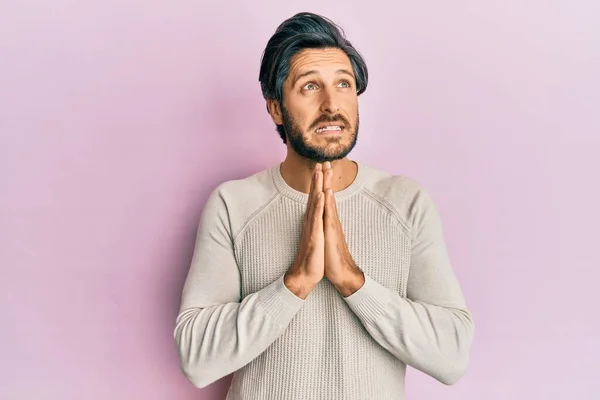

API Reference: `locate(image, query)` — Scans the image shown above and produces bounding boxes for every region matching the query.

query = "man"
[174,12,474,400]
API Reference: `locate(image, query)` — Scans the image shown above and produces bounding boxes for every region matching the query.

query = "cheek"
[294,111,317,132]
[342,98,358,116]
[349,98,359,113]
[284,101,312,129]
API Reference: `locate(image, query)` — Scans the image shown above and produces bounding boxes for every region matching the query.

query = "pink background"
[1,1,599,399]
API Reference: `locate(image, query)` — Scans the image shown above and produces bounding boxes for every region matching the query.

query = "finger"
[307,170,315,200]
[310,190,321,227]
[317,163,323,186]
[325,188,338,224]
[322,162,332,192]
[307,164,321,207]
[323,188,331,233]
[313,192,325,231]
[304,168,318,222]
[311,163,323,201]
[330,188,339,216]
[314,168,323,196]
[312,171,323,222]
[308,164,321,207]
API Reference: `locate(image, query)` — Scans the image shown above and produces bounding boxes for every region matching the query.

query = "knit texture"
[174,161,474,400]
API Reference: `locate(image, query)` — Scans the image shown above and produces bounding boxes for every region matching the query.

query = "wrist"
[330,269,365,297]
[283,271,319,300]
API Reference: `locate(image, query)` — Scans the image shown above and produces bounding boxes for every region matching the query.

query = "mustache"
[309,114,350,130]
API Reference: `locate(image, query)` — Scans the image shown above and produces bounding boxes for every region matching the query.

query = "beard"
[281,104,359,163]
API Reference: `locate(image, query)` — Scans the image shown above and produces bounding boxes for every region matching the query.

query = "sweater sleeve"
[173,187,305,388]
[343,186,474,385]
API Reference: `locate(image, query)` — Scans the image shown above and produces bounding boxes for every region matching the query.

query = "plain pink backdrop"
[1,1,599,399]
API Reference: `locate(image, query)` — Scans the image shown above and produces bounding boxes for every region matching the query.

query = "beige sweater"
[174,161,474,400]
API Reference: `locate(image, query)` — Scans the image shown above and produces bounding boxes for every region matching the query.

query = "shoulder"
[205,165,280,238]
[359,163,440,233]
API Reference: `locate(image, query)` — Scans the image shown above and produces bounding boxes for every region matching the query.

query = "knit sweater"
[174,161,474,400]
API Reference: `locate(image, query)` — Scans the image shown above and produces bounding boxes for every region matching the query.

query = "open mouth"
[315,125,344,133]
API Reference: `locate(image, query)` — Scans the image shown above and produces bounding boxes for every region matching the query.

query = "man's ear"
[267,99,283,125]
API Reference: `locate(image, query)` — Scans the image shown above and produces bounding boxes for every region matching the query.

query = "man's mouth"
[315,124,344,133]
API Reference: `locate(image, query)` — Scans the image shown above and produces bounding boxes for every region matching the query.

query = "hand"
[322,162,365,297]
[284,163,325,299]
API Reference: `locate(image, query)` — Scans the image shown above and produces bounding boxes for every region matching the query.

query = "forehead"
[288,48,353,78]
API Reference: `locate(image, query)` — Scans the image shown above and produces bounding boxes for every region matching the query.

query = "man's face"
[279,48,359,163]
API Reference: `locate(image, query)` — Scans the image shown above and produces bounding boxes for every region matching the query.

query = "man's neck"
[279,154,358,195]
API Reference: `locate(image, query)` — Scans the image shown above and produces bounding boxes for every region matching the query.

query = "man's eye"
[303,83,318,90]
[339,81,352,88]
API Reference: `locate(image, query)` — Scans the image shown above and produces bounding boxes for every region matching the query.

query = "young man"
[174,12,474,400]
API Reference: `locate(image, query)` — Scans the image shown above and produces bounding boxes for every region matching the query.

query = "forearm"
[174,274,305,388]
[344,275,474,385]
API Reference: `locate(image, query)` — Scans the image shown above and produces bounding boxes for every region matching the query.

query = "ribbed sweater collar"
[270,161,366,204]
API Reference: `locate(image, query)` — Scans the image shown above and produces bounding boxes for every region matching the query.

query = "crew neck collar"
[271,161,366,204]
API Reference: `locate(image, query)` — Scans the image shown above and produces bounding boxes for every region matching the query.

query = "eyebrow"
[290,68,356,87]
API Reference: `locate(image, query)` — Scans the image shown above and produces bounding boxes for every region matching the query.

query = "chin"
[287,127,357,163]
[310,146,354,163]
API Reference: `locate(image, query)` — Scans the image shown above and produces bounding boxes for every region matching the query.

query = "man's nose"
[319,88,340,114]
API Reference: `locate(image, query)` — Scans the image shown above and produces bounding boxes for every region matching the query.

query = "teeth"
[316,126,342,133]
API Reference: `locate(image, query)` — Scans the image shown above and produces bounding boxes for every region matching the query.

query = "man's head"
[259,12,369,163]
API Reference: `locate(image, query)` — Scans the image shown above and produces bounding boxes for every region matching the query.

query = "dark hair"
[258,12,369,143]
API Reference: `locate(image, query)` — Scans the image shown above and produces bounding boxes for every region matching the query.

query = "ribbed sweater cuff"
[257,274,306,327]
[344,274,394,326]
